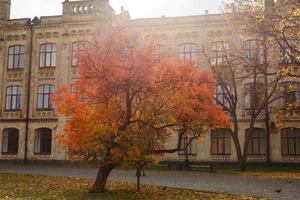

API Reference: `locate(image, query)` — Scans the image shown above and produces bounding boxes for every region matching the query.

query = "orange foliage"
[53,26,230,166]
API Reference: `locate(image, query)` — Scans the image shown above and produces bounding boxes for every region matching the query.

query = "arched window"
[8,45,25,69]
[72,41,87,66]
[211,41,229,66]
[34,128,52,154]
[279,82,300,107]
[211,128,231,155]
[37,84,54,110]
[39,43,57,67]
[5,85,22,110]
[178,43,197,65]
[246,128,266,155]
[281,128,300,155]
[2,128,19,154]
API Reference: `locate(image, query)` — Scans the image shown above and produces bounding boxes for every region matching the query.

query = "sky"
[10,0,225,19]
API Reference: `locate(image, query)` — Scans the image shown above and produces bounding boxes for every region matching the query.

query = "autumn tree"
[53,26,230,192]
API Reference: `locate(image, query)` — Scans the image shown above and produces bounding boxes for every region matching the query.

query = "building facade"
[0,0,299,163]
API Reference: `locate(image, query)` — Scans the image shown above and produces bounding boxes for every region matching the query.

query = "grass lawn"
[151,164,300,179]
[0,173,267,200]
[212,165,300,179]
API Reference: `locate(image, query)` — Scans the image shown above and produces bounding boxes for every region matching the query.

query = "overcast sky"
[11,0,225,19]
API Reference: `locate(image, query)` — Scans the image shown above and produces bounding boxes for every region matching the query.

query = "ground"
[0,173,264,200]
[0,164,299,200]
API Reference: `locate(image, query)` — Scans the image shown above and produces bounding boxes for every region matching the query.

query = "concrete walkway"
[0,164,299,200]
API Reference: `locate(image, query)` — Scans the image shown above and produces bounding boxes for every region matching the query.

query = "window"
[244,39,264,65]
[5,85,22,111]
[211,41,230,66]
[244,83,265,110]
[40,43,57,67]
[178,133,197,155]
[72,41,87,66]
[34,128,52,154]
[70,84,76,94]
[37,84,54,110]
[155,45,167,63]
[246,128,266,155]
[280,42,294,64]
[215,85,230,109]
[281,128,300,155]
[8,45,25,69]
[211,129,231,155]
[178,43,197,65]
[2,128,19,154]
[279,82,300,107]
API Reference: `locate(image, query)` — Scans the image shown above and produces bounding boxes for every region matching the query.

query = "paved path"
[0,164,299,200]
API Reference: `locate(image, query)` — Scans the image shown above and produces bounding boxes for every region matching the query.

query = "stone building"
[0,0,299,163]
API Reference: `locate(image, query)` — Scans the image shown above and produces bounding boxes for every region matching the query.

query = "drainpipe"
[24,18,35,163]
[264,0,273,165]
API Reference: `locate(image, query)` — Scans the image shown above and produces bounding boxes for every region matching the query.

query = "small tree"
[53,26,230,192]
[203,0,291,170]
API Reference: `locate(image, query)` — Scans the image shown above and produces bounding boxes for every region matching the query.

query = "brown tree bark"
[90,162,115,193]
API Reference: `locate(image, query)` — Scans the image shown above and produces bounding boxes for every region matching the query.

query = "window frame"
[178,133,198,156]
[39,43,57,68]
[279,82,300,108]
[215,84,230,109]
[178,43,198,65]
[281,128,300,156]
[2,128,19,155]
[5,85,22,111]
[279,41,296,64]
[34,128,52,155]
[244,82,265,111]
[72,41,87,67]
[37,84,54,110]
[244,39,264,65]
[7,45,25,69]
[155,44,167,63]
[211,128,231,155]
[211,41,230,66]
[246,128,266,156]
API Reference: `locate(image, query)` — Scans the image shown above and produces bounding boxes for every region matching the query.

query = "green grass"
[213,165,300,174]
[0,173,267,200]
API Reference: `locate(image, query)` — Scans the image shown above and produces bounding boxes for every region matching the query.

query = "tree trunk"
[90,162,114,193]
[231,114,244,169]
[240,120,255,171]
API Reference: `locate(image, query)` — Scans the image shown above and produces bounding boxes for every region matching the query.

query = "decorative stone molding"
[246,155,266,161]
[5,34,27,41]
[1,154,18,159]
[38,68,55,81]
[3,111,22,119]
[212,155,231,161]
[178,155,197,160]
[35,110,57,118]
[71,67,79,80]
[6,70,23,82]
[70,29,92,36]
[176,31,199,39]
[34,154,51,160]
[282,155,300,162]
[37,31,61,39]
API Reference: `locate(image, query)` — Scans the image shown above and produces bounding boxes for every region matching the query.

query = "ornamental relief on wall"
[2,111,22,119]
[6,70,24,82]
[34,110,57,118]
[38,69,55,81]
